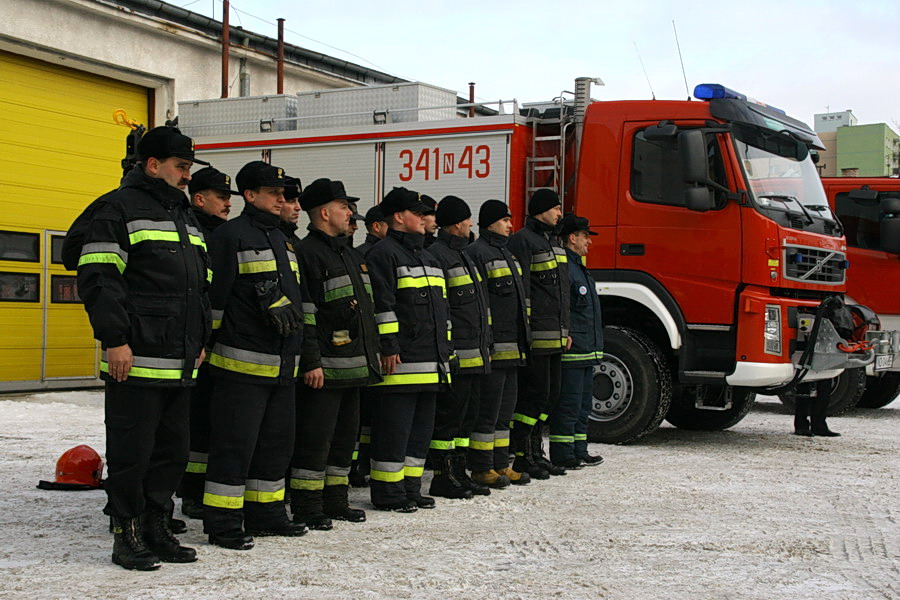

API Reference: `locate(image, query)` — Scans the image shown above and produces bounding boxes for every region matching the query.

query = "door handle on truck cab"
[620,244,645,256]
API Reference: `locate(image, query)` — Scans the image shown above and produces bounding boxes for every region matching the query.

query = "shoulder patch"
[360,264,368,272]
[578,285,588,296]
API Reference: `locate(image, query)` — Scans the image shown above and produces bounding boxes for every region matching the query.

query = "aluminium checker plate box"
[177,95,298,138]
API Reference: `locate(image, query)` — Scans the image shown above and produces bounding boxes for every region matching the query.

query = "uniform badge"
[578,285,588,296]
[360,264,368,273]
[286,242,294,252]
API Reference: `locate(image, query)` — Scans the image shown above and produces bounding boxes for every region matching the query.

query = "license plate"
[875,354,894,371]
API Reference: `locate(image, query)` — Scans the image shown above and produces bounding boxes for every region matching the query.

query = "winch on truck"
[177,78,892,443]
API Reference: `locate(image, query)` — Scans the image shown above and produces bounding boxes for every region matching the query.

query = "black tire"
[778,367,866,416]
[588,326,672,444]
[857,373,900,409]
[664,385,756,431]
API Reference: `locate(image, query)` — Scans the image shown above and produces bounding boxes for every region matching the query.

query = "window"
[51,235,66,265]
[0,272,39,302]
[0,231,39,262]
[51,275,82,303]
[631,130,726,208]
[835,191,881,249]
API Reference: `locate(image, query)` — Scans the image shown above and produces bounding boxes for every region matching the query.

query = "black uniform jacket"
[366,228,451,391]
[191,207,226,239]
[77,167,211,386]
[426,229,492,375]
[207,203,303,386]
[561,247,604,368]
[508,217,571,356]
[465,229,531,368]
[355,233,381,258]
[297,226,381,388]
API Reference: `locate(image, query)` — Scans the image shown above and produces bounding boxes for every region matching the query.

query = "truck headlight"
[764,305,782,355]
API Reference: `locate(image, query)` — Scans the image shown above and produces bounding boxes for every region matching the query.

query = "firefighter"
[177,166,239,521]
[465,200,532,487]
[288,178,381,529]
[424,196,492,499]
[793,380,841,437]
[76,126,210,570]
[348,200,365,242]
[349,204,389,488]
[508,188,570,479]
[366,187,451,512]
[550,213,605,468]
[203,161,307,550]
[278,176,303,245]
[421,194,438,248]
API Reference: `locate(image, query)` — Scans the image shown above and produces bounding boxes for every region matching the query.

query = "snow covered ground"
[0,390,897,600]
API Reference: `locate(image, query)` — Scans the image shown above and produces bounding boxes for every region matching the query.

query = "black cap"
[420,194,437,215]
[284,176,302,200]
[364,205,387,226]
[436,195,472,227]
[559,212,598,238]
[236,161,286,193]
[138,126,209,165]
[348,202,365,221]
[528,188,561,216]
[478,199,512,228]
[380,187,428,215]
[188,167,239,196]
[299,178,359,211]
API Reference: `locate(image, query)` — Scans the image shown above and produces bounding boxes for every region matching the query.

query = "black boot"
[290,489,333,531]
[451,451,490,496]
[348,463,369,488]
[794,395,813,435]
[532,425,566,476]
[429,453,474,499]
[181,497,204,519]
[578,453,604,466]
[143,507,197,563]
[323,484,367,523]
[810,382,839,436]
[111,516,161,571]
[511,432,549,480]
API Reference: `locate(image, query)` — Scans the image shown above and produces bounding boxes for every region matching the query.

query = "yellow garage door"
[0,50,149,389]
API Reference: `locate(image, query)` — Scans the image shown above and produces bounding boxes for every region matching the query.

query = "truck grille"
[783,246,846,285]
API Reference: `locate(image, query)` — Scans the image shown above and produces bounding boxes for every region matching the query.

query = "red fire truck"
[179,79,891,443]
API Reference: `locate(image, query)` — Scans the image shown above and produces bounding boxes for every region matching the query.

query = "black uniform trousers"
[102,381,190,519]
[550,366,593,463]
[369,390,436,506]
[511,354,562,451]
[203,379,295,535]
[469,366,518,472]
[432,373,481,452]
[290,385,360,505]
[177,363,213,503]
[793,379,833,432]
[352,388,376,476]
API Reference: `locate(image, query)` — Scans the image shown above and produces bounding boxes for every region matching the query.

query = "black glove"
[255,280,302,336]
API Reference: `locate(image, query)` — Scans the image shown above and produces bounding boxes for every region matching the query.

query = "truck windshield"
[733,124,839,233]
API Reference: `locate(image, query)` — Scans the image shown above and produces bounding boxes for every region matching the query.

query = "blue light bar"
[694,83,747,101]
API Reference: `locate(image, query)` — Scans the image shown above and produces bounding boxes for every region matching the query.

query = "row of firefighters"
[73,127,605,571]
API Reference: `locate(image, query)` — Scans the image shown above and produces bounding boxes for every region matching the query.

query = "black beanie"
[436,195,471,227]
[528,188,561,216]
[478,199,511,228]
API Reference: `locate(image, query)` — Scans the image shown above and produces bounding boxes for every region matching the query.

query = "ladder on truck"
[525,100,574,199]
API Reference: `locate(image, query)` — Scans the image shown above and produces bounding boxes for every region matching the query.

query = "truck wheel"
[857,373,900,408]
[778,367,866,416]
[664,386,756,431]
[588,326,672,444]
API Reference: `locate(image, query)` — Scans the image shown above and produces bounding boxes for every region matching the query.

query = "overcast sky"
[173,0,900,131]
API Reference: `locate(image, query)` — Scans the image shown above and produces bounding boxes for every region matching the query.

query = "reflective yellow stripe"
[454,437,469,448]
[209,353,280,377]
[189,234,207,250]
[403,465,424,478]
[447,274,474,287]
[378,322,399,334]
[100,361,197,380]
[290,479,324,490]
[491,350,520,361]
[550,435,575,443]
[530,259,558,272]
[244,489,284,503]
[494,437,510,448]
[185,462,207,474]
[206,268,213,283]
[203,492,243,509]
[513,413,538,426]
[128,230,180,245]
[430,439,454,450]
[487,267,512,278]
[370,469,405,483]
[470,439,494,450]
[359,433,371,444]
[532,339,564,349]
[325,475,349,486]
[372,372,441,386]
[458,356,484,368]
[78,252,126,274]
[239,260,277,274]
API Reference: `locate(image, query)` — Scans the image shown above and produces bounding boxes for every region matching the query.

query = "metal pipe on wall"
[468,82,475,118]
[221,0,230,98]
[277,18,285,94]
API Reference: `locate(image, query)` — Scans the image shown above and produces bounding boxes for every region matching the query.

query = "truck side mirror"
[679,129,710,184]
[848,187,878,202]
[644,121,678,140]
[685,186,714,212]
[881,196,900,254]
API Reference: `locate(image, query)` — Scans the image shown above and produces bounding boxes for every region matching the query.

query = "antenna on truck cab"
[633,42,656,100]
[672,20,691,100]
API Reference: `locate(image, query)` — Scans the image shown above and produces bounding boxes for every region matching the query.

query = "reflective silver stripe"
[211,343,281,367]
[532,250,555,263]
[493,342,520,353]
[246,478,285,492]
[290,468,324,480]
[189,451,208,463]
[321,355,368,369]
[393,361,439,374]
[532,330,563,340]
[81,242,128,261]
[286,249,297,263]
[470,432,494,443]
[205,481,244,497]
[237,249,276,263]
[446,266,468,280]
[396,265,426,278]
[562,328,569,337]
[185,225,204,241]
[424,266,444,278]
[126,219,177,233]
[375,311,397,324]
[456,348,483,360]
[371,460,404,472]
[101,352,185,369]
[486,259,508,272]
[323,274,353,292]
[404,456,426,468]
[360,273,372,285]
[325,465,351,477]
[553,247,566,256]
[301,303,318,314]
[525,298,532,307]
[211,309,224,321]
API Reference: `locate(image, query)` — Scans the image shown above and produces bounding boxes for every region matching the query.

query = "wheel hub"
[590,353,634,422]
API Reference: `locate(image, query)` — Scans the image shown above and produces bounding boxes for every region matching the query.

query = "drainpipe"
[277,18,285,94]
[221,0,230,98]
[468,82,476,118]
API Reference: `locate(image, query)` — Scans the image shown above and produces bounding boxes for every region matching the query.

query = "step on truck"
[178,78,889,443]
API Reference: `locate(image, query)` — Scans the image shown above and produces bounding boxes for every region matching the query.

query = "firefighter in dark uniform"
[550,213,605,468]
[349,204,390,488]
[203,161,307,550]
[178,166,238,521]
[278,176,303,245]
[366,187,451,512]
[421,194,438,248]
[289,178,381,529]
[348,200,365,244]
[508,189,570,479]
[425,196,492,499]
[77,126,210,570]
[465,200,532,487]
